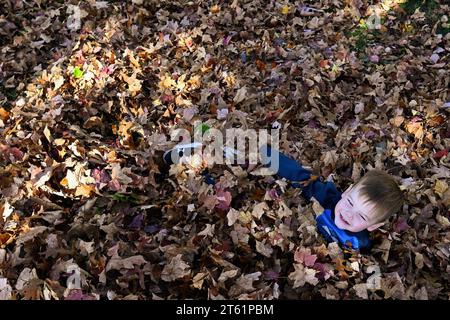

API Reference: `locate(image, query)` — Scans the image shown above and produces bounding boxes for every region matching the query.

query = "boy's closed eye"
[348,197,367,221]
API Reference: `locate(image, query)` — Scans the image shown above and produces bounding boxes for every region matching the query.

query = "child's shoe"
[163,142,203,165]
[163,143,243,165]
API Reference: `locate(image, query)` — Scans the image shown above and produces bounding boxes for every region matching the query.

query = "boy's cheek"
[335,201,342,214]
[334,215,347,230]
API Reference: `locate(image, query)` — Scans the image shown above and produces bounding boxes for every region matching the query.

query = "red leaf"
[0,145,24,163]
[319,59,329,68]
[433,149,449,160]
[65,289,97,300]
[294,248,317,267]
[393,217,409,233]
[215,188,232,211]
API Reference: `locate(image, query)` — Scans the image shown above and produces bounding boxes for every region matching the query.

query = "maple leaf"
[0,278,12,300]
[198,224,215,238]
[106,255,147,272]
[0,145,24,163]
[233,86,247,104]
[380,272,405,299]
[65,289,98,300]
[229,272,261,297]
[218,269,239,282]
[280,6,290,15]
[61,169,78,189]
[16,226,48,245]
[333,258,350,280]
[277,201,292,218]
[66,5,88,31]
[210,4,220,14]
[72,67,84,79]
[255,240,273,258]
[215,188,232,211]
[434,179,449,198]
[74,184,94,197]
[1,201,14,220]
[252,202,269,219]
[288,264,319,288]
[0,108,9,122]
[393,216,409,233]
[227,208,240,226]
[122,72,142,96]
[22,279,43,300]
[192,272,207,289]
[15,268,39,292]
[294,247,318,267]
[128,213,144,230]
[110,163,133,185]
[161,254,191,282]
[353,283,368,299]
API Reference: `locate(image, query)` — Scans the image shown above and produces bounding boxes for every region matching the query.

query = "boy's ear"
[367,222,385,232]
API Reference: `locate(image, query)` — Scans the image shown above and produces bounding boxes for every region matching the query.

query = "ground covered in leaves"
[0,0,449,300]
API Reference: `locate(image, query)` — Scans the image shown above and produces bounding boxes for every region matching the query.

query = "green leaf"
[4,88,18,100]
[73,67,84,79]
[112,193,140,204]
[195,123,210,135]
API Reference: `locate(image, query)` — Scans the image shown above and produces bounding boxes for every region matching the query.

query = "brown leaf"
[427,114,445,127]
[161,254,191,282]
[16,226,48,245]
[288,264,318,288]
[0,108,9,121]
[294,247,318,267]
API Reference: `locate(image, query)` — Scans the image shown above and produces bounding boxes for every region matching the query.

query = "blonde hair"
[353,169,404,223]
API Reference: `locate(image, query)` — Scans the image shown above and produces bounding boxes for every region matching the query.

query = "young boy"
[259,145,405,251]
[163,143,404,251]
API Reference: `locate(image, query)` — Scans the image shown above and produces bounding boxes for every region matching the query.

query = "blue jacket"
[260,145,371,251]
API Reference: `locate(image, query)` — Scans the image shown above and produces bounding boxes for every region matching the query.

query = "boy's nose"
[343,212,352,221]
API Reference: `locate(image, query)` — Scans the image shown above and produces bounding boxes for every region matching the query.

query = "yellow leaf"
[0,107,10,121]
[436,214,450,227]
[281,5,290,15]
[58,148,67,158]
[405,121,424,140]
[390,116,404,127]
[60,177,68,187]
[122,72,142,96]
[44,125,53,143]
[75,184,95,197]
[210,4,220,14]
[434,179,449,198]
[192,272,207,289]
[65,169,79,189]
[54,138,66,146]
[238,211,253,225]
[311,196,324,215]
[0,233,12,246]
[158,75,177,90]
[53,75,65,90]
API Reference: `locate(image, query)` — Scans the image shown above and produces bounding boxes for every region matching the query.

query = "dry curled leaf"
[161,254,191,282]
[288,264,319,288]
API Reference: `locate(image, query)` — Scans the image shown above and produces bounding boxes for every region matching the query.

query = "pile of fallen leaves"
[0,0,449,300]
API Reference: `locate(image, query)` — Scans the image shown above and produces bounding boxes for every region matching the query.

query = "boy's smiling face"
[334,184,385,233]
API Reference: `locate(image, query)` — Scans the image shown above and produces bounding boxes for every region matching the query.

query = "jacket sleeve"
[299,179,342,210]
[259,145,342,209]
